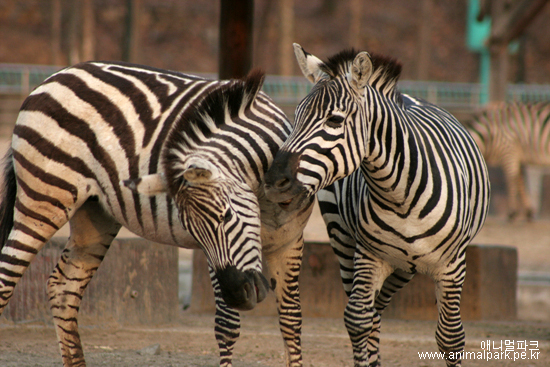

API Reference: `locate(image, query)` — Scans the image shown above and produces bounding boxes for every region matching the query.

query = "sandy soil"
[1,314,549,367]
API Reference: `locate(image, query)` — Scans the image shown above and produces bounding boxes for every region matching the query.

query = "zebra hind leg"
[209,265,241,367]
[47,200,121,367]
[0,185,71,319]
[434,266,466,367]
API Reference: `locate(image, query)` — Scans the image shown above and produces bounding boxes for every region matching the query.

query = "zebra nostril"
[274,178,291,190]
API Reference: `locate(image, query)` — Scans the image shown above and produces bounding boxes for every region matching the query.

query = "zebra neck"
[361,117,418,206]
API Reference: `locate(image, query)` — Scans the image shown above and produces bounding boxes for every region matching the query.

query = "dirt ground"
[1,208,550,367]
[1,314,549,367]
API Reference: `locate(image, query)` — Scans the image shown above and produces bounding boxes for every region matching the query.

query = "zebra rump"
[465,101,550,220]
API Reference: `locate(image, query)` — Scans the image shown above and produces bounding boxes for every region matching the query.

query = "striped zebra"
[264,44,490,367]
[465,101,550,220]
[0,62,314,367]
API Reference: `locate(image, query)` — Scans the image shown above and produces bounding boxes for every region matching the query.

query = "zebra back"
[466,101,550,165]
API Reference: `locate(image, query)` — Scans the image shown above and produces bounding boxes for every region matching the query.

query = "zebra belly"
[333,174,468,276]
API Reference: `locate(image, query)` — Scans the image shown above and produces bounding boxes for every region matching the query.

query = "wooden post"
[219,0,254,79]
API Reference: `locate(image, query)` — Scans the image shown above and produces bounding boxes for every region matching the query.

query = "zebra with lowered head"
[0,62,313,367]
[465,101,550,220]
[265,44,490,367]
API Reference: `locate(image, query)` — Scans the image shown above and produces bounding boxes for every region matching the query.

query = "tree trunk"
[68,0,81,65]
[122,0,141,63]
[50,0,63,65]
[278,0,294,76]
[348,0,361,48]
[417,0,432,80]
[82,0,95,61]
[219,0,254,79]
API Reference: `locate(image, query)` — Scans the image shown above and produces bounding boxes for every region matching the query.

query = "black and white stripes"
[0,61,313,367]
[265,44,490,367]
[466,101,550,220]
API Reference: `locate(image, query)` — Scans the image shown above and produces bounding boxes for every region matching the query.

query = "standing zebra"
[0,62,314,367]
[265,45,490,367]
[465,101,550,220]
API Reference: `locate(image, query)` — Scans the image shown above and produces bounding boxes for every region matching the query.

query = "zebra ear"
[182,158,220,184]
[293,43,326,84]
[122,173,168,196]
[350,51,373,92]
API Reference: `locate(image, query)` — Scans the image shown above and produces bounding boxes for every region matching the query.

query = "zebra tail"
[0,150,16,250]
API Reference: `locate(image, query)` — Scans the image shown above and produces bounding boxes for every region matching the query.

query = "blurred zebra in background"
[466,101,550,220]
[0,62,313,367]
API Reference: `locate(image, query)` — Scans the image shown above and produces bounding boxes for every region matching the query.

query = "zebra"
[0,62,314,367]
[264,44,490,367]
[465,101,550,220]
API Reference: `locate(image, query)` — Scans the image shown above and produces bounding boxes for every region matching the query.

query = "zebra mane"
[321,48,403,100]
[162,69,265,187]
[167,69,265,151]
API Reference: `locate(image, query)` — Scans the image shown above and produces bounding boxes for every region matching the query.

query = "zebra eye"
[326,115,345,127]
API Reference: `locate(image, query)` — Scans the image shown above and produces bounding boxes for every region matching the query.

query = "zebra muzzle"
[216,266,269,311]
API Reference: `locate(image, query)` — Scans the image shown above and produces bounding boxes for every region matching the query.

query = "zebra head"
[265,44,399,205]
[124,73,271,311]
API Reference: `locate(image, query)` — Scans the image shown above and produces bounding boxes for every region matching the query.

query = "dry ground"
[1,210,550,367]
[1,314,549,367]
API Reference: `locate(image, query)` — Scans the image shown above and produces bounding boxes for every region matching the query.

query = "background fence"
[2,63,550,116]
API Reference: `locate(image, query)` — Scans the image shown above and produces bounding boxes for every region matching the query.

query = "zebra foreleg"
[318,186,356,297]
[47,201,121,367]
[209,265,241,367]
[366,269,416,365]
[345,247,393,367]
[264,237,304,367]
[434,267,466,367]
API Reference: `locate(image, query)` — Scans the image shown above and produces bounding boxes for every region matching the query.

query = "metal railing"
[2,63,550,111]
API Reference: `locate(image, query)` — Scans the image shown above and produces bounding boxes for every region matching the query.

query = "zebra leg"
[434,264,466,367]
[368,269,416,365]
[47,200,121,367]
[317,187,356,297]
[501,156,523,221]
[209,265,240,367]
[264,236,304,367]
[0,189,72,317]
[516,166,534,220]
[345,246,393,367]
